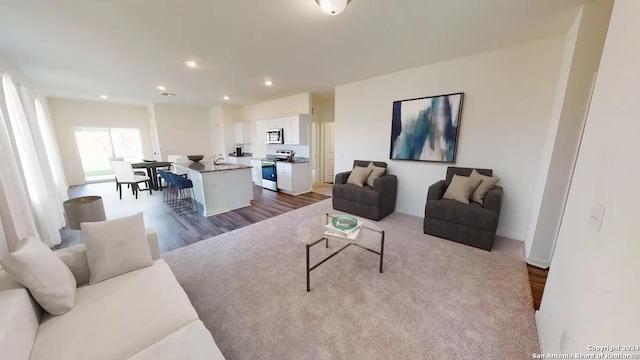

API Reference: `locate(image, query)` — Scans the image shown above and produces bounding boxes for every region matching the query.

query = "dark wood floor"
[57,182,329,253]
[527,264,549,310]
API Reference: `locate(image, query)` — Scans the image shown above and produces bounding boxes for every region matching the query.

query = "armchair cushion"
[333,184,382,206]
[426,199,499,231]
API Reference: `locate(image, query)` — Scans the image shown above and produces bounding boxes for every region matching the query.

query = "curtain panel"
[0,73,66,248]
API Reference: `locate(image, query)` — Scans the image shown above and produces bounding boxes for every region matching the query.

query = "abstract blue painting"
[390,92,463,163]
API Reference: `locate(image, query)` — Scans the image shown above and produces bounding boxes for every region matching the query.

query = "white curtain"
[2,73,63,247]
[20,88,67,229]
[35,98,68,205]
[0,104,39,252]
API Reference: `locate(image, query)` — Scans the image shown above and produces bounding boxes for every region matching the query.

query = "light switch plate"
[590,202,606,232]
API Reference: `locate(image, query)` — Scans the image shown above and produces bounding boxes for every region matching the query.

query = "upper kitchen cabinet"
[234,122,251,144]
[267,117,285,129]
[283,114,309,145]
[256,119,268,144]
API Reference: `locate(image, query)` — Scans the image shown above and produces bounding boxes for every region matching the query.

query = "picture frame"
[389,92,464,163]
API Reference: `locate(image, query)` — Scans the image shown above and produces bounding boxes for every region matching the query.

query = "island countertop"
[173,162,252,173]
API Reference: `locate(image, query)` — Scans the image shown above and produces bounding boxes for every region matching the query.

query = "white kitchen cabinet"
[229,156,251,166]
[237,157,251,166]
[251,159,262,185]
[267,117,285,129]
[276,162,310,195]
[276,162,293,192]
[234,122,251,144]
[283,114,309,145]
[256,120,268,144]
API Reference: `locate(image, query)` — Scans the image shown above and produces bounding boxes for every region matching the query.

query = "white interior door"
[311,122,320,183]
[323,122,335,183]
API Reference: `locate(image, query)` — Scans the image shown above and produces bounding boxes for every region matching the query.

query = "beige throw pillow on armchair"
[442,174,482,204]
[346,166,373,187]
[469,169,500,205]
[365,162,387,187]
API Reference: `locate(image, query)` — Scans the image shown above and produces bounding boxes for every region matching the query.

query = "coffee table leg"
[306,244,311,292]
[325,238,328,248]
[379,230,385,273]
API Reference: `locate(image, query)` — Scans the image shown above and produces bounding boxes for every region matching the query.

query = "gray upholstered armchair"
[424,167,503,251]
[332,160,398,221]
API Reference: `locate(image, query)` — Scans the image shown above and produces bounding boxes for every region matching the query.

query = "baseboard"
[526,256,551,269]
[535,311,546,353]
[495,230,523,241]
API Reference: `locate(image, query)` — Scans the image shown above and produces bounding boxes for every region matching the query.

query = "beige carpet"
[163,200,539,359]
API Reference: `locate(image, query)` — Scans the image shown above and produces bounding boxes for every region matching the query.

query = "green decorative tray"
[331,216,358,231]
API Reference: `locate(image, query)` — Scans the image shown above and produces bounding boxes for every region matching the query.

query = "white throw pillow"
[0,237,77,315]
[82,212,153,284]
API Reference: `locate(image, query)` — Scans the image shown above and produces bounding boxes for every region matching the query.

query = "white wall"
[152,103,212,161]
[526,0,613,268]
[208,104,241,159]
[240,93,311,158]
[536,0,640,351]
[48,98,153,186]
[311,93,335,123]
[335,36,565,240]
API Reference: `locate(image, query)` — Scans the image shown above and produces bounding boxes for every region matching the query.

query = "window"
[73,127,144,182]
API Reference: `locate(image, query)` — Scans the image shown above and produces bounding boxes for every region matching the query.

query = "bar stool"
[165,172,197,216]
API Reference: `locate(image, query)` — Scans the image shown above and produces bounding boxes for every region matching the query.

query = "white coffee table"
[297,213,385,292]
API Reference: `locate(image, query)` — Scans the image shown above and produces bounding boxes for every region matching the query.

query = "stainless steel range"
[260,150,295,191]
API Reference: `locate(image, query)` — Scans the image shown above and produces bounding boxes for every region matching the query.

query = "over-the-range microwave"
[266,128,284,144]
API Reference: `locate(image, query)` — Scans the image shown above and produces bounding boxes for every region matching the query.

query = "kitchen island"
[173,162,254,217]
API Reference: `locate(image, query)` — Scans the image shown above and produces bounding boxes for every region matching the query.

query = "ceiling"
[0,0,586,106]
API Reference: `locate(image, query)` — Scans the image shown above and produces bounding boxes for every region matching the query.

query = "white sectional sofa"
[0,229,225,360]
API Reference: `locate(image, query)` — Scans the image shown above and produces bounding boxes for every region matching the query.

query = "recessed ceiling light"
[223,96,230,100]
[264,80,273,86]
[185,60,198,68]
[161,92,176,97]
[99,95,108,100]
[157,85,166,91]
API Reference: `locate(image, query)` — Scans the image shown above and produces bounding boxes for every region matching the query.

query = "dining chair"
[109,156,145,190]
[111,160,152,199]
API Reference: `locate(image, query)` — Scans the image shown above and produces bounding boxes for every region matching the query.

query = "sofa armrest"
[373,174,397,193]
[484,186,503,213]
[427,180,447,201]
[334,171,352,185]
[55,227,160,286]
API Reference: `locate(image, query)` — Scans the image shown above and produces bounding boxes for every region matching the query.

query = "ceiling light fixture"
[315,0,351,15]
[157,85,166,91]
[161,92,176,97]
[264,80,273,86]
[223,96,230,100]
[99,95,108,100]
[185,60,198,68]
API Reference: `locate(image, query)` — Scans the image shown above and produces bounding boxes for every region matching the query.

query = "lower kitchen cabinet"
[250,159,262,185]
[276,162,309,195]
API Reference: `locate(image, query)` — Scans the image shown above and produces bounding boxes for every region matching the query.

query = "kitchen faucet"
[210,155,225,165]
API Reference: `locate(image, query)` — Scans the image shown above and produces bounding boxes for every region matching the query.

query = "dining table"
[132,161,171,191]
